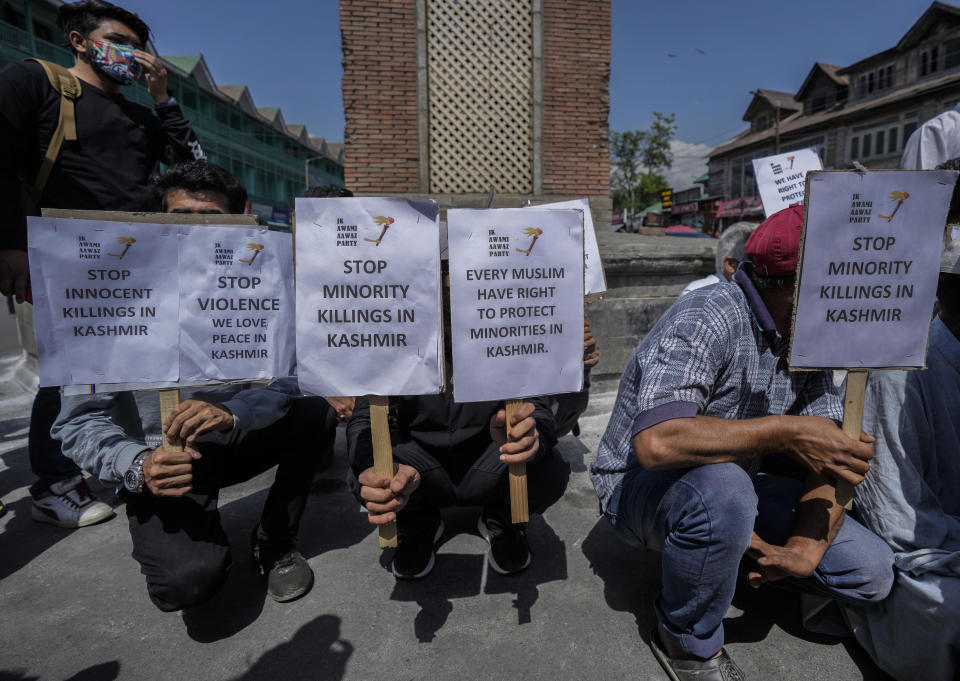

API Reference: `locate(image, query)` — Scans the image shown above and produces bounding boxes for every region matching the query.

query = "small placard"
[294,197,444,397]
[447,208,584,402]
[753,148,822,217]
[789,170,958,370]
[29,218,180,386]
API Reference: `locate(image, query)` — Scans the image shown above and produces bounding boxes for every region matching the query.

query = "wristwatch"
[123,450,151,493]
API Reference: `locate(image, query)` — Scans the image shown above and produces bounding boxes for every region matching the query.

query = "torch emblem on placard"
[787,155,795,169]
[878,191,910,222]
[516,227,544,256]
[239,243,264,265]
[107,236,136,259]
[364,216,395,246]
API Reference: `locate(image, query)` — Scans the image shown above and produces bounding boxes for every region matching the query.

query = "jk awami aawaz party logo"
[239,242,265,265]
[107,236,136,259]
[364,216,395,246]
[878,190,910,222]
[516,227,544,256]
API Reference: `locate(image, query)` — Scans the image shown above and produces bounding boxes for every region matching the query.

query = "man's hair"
[57,1,150,54]
[302,184,353,198]
[154,160,248,214]
[746,265,794,291]
[938,273,960,317]
[715,221,758,274]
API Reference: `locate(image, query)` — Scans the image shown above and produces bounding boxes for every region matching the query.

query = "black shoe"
[251,528,314,602]
[392,513,444,580]
[478,512,531,575]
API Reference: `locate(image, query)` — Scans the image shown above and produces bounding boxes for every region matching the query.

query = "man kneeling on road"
[348,259,569,579]
[590,204,894,680]
[52,162,333,610]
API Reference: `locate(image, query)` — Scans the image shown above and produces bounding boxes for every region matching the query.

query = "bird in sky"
[695,48,706,54]
[667,53,677,58]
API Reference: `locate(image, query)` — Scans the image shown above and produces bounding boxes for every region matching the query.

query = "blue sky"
[124,0,942,186]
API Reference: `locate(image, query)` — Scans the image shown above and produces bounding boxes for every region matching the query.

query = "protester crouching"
[590,204,894,680]
[51,163,334,609]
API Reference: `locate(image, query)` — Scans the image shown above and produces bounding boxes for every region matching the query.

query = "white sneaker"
[32,476,115,528]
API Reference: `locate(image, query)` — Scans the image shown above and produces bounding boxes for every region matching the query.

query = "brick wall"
[542,0,611,196]
[340,0,419,193]
[340,0,611,204]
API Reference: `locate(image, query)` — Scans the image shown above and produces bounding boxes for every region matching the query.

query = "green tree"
[609,112,678,217]
[635,172,669,211]
[609,130,644,216]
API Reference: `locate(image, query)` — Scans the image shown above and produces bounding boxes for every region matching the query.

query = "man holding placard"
[50,170,331,610]
[591,205,894,680]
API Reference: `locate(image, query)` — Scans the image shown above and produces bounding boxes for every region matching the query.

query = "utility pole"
[774,99,781,154]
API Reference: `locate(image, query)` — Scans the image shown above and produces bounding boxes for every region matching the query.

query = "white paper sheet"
[28,217,179,385]
[447,208,584,402]
[752,148,822,218]
[294,197,444,397]
[790,170,958,369]
[178,225,295,382]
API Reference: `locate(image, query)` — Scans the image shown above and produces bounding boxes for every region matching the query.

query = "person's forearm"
[632,413,795,469]
[785,472,844,562]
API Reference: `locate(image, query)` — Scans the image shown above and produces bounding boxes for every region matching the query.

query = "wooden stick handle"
[838,370,868,509]
[158,389,183,452]
[506,399,529,524]
[369,395,397,547]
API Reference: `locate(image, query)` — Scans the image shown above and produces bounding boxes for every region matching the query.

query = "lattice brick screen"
[427,0,533,194]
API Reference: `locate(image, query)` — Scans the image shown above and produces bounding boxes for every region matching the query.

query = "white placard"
[178,225,295,382]
[28,217,179,386]
[294,197,444,397]
[447,208,584,402]
[753,148,822,217]
[790,170,958,369]
[525,199,606,295]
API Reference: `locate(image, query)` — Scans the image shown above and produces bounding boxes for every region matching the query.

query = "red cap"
[745,204,803,277]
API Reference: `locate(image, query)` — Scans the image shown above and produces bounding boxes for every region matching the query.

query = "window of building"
[876,130,885,154]
[904,121,918,142]
[946,37,960,69]
[215,103,228,124]
[921,46,941,76]
[851,136,860,159]
[809,96,826,114]
[33,21,53,42]
[182,87,198,110]
[3,6,27,30]
[877,64,893,90]
[888,127,898,153]
[863,133,872,157]
[867,71,875,93]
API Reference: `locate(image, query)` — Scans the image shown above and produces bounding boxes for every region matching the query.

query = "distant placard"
[789,170,958,369]
[294,197,444,397]
[526,199,607,295]
[178,225,295,381]
[753,148,822,217]
[447,208,584,402]
[29,218,179,386]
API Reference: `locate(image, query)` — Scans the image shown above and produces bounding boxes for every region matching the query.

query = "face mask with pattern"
[88,39,141,85]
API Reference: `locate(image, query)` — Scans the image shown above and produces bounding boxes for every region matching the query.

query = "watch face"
[123,467,140,491]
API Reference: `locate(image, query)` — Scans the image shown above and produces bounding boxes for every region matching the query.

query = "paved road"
[0,366,890,681]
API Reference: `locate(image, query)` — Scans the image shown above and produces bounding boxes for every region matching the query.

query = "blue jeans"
[605,463,894,659]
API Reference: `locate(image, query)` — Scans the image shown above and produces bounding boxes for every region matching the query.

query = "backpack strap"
[24,59,82,206]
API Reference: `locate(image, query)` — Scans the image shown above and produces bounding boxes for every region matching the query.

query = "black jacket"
[347,385,558,478]
[0,60,203,249]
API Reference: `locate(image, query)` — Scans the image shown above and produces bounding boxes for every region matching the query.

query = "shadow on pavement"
[389,552,484,642]
[231,614,353,681]
[581,516,661,640]
[179,485,373,642]
[0,661,119,681]
[484,514,567,625]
